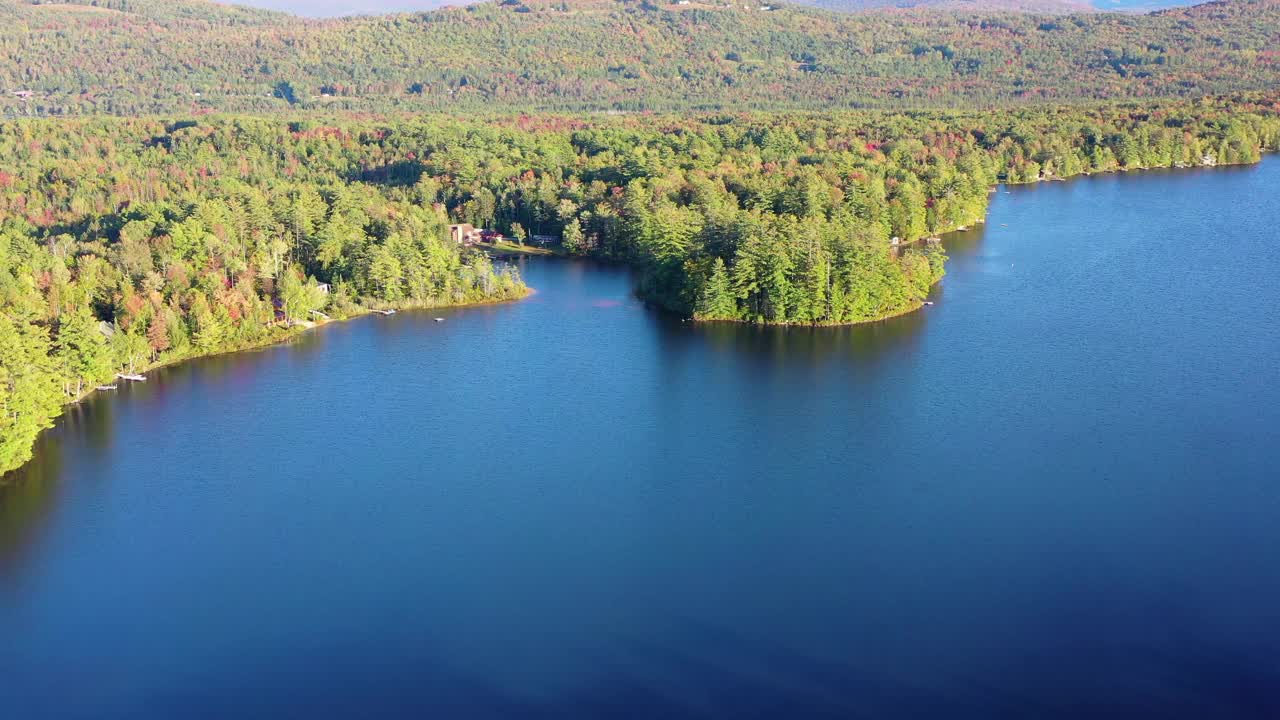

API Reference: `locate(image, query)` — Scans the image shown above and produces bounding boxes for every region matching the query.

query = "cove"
[2,159,1279,718]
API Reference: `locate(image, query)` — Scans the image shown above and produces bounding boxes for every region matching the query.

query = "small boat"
[434,317,445,323]
[923,301,935,306]
[117,373,146,382]
[96,385,118,391]
[376,309,397,316]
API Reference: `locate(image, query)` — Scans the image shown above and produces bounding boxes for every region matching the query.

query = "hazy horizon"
[225,0,1189,17]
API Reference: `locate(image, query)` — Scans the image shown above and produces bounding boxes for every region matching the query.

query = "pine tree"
[55,306,112,397]
[696,258,738,321]
[191,295,224,353]
[112,326,151,374]
[0,315,64,475]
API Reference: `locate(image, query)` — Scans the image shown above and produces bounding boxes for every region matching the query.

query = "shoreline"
[4,155,1272,479]
[0,287,533,482]
[684,153,1271,328]
[691,298,926,328]
[86,286,535,396]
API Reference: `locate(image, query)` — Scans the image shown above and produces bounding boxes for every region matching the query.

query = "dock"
[376,309,397,316]
[96,385,118,391]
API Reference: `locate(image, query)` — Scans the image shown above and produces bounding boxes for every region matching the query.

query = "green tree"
[0,315,64,475]
[562,219,586,255]
[55,306,113,396]
[111,326,151,374]
[366,245,405,302]
[279,268,328,324]
[191,295,225,353]
[695,258,737,320]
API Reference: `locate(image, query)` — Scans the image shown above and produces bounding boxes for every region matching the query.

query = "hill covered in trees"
[792,0,1093,13]
[2,0,1279,115]
[4,93,1279,473]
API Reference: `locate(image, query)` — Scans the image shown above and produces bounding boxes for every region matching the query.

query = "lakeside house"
[449,223,483,245]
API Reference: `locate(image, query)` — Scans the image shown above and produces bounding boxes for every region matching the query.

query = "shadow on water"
[6,162,1280,717]
[0,434,64,584]
[0,335,335,581]
[0,234,987,573]
[651,307,930,372]
[110,612,1280,720]
[648,219,990,371]
[0,389,123,582]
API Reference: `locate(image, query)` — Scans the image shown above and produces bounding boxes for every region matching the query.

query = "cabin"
[449,223,483,245]
[315,283,331,295]
[531,234,559,247]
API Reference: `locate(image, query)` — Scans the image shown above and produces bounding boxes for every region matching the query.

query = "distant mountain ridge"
[790,0,1197,11]
[792,0,1094,13]
[217,0,1194,15]
[3,0,1279,115]
[15,0,1210,16]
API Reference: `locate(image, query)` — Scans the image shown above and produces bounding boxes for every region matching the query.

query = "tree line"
[2,95,1280,474]
[0,115,531,475]
[3,94,1279,474]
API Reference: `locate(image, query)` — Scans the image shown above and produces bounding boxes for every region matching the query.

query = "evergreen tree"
[0,315,63,475]
[55,306,112,396]
[695,258,737,321]
[111,326,151,374]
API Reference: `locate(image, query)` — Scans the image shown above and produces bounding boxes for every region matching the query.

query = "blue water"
[2,161,1279,718]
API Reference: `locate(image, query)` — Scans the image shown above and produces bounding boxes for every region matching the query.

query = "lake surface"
[3,160,1279,718]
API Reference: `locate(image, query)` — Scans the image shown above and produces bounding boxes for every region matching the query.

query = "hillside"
[224,0,1187,15]
[793,0,1094,13]
[1,0,1279,115]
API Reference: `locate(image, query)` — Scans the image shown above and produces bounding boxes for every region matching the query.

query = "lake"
[2,160,1279,718]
